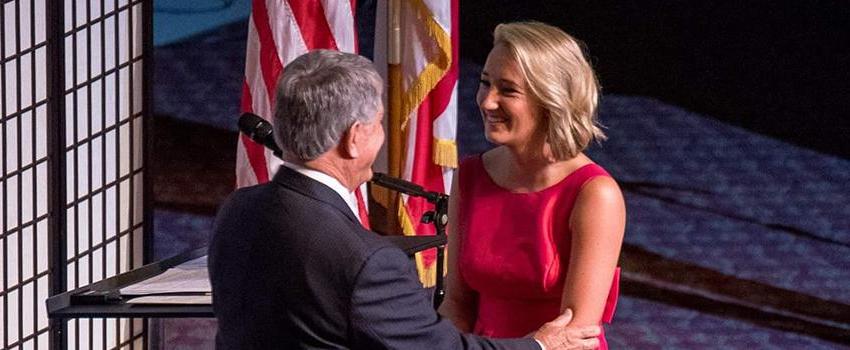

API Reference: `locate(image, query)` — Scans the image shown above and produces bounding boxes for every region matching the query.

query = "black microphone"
[238,113,283,157]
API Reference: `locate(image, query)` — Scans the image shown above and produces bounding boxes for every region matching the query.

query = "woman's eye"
[478,79,491,87]
[501,87,521,97]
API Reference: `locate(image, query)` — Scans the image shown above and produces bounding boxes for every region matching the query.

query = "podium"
[46,234,446,319]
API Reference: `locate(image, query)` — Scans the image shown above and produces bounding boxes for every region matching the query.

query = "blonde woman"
[439,22,625,349]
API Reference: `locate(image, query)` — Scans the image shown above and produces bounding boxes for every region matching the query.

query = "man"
[208,50,600,349]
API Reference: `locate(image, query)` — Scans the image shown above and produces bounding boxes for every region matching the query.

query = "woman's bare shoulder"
[574,175,625,218]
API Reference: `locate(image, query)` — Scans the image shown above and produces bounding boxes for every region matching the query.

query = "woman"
[439,22,625,349]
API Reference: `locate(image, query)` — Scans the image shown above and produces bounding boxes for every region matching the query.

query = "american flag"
[236,0,369,219]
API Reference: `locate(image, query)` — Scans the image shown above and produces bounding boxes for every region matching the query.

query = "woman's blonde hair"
[493,21,605,160]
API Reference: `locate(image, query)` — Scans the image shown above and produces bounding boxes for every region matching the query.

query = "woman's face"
[476,44,545,147]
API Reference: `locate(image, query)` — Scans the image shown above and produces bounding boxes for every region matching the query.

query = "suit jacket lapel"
[272,165,360,225]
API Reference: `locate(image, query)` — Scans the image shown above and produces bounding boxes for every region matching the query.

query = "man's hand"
[532,309,600,350]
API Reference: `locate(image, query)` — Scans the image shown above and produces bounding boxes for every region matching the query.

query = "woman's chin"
[483,132,508,145]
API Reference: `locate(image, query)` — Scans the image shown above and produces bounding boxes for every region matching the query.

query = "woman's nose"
[478,88,498,110]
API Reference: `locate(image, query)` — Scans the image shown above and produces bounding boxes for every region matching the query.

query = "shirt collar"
[282,162,360,221]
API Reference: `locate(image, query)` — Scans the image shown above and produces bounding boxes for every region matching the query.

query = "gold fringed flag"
[387,0,459,286]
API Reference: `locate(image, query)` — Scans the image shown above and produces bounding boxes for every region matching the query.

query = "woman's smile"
[485,114,509,124]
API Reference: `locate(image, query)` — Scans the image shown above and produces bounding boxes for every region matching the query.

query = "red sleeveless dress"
[457,156,619,349]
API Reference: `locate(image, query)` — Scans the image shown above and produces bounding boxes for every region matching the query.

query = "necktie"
[354,188,370,229]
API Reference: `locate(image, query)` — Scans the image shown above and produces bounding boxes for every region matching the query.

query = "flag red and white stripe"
[236,0,369,217]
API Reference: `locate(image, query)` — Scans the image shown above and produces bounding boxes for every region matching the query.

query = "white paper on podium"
[125,294,212,305]
[120,256,211,298]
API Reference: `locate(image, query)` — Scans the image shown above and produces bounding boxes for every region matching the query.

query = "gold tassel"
[432,138,458,168]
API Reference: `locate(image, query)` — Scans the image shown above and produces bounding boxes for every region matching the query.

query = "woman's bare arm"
[560,176,626,326]
[437,173,479,332]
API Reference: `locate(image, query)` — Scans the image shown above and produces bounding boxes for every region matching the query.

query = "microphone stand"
[370,173,448,309]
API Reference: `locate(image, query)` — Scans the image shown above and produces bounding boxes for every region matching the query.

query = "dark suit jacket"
[209,166,538,349]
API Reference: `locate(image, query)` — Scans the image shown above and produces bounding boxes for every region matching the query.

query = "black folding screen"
[1,0,152,349]
[1,0,50,348]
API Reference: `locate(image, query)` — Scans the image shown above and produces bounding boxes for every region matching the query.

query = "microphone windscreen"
[237,112,283,157]
[238,113,266,137]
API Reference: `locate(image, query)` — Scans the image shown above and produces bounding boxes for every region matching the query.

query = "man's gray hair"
[273,50,383,161]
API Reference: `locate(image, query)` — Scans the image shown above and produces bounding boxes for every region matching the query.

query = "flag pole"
[376,0,402,234]
[388,0,402,179]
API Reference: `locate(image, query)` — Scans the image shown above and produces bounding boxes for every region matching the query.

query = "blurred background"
[149,0,850,348]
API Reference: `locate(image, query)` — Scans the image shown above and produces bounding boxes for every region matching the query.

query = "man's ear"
[340,121,361,159]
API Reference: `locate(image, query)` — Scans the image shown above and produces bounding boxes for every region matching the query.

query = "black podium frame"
[46,247,212,318]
